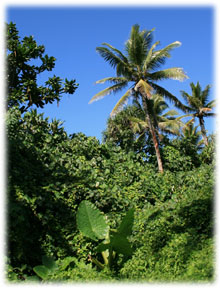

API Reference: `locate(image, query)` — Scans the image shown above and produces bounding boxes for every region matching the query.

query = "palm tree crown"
[90,24,188,116]
[180,81,215,145]
[130,94,185,141]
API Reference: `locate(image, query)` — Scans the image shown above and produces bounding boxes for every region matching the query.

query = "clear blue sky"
[7,6,215,142]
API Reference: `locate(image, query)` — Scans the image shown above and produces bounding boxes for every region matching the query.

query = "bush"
[120,164,214,281]
[6,108,215,282]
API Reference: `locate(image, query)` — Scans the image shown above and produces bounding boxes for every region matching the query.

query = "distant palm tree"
[130,94,185,142]
[89,24,188,172]
[181,119,203,149]
[180,82,215,146]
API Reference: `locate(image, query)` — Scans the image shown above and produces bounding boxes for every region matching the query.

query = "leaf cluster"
[7,22,78,113]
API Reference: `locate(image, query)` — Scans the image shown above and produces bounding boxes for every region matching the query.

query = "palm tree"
[181,119,203,149]
[130,94,185,143]
[89,24,188,173]
[180,82,215,146]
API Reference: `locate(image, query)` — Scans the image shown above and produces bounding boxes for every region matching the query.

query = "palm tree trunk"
[199,116,208,146]
[142,97,164,173]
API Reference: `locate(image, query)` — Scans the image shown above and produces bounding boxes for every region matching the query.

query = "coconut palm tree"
[181,119,203,149]
[89,24,188,173]
[180,82,215,146]
[130,94,185,143]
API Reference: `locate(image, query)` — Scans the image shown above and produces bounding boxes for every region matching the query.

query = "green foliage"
[102,105,147,153]
[38,256,114,282]
[77,200,109,241]
[199,134,215,164]
[120,163,214,281]
[7,22,78,112]
[7,104,215,281]
[77,201,134,270]
[6,24,215,283]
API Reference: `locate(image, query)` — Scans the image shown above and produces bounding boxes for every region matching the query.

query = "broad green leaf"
[42,255,57,270]
[76,200,109,241]
[96,242,111,253]
[111,234,133,256]
[118,208,135,237]
[33,265,49,280]
[26,276,41,282]
[60,257,76,270]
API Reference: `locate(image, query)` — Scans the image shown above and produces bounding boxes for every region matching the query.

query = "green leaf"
[96,242,111,253]
[76,200,109,241]
[42,255,57,270]
[118,208,134,237]
[60,257,76,270]
[26,276,41,282]
[33,265,49,280]
[111,234,133,256]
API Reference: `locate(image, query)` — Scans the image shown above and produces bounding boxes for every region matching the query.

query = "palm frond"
[158,122,181,136]
[204,112,216,117]
[149,67,188,81]
[140,27,155,50]
[89,82,128,104]
[206,99,216,109]
[102,42,128,62]
[96,47,129,71]
[129,116,150,138]
[148,41,182,70]
[190,82,201,100]
[201,84,211,105]
[134,79,153,99]
[162,109,179,117]
[184,94,201,110]
[95,77,128,84]
[143,41,160,71]
[125,25,154,66]
[150,94,169,115]
[158,116,184,136]
[129,116,145,124]
[110,89,132,117]
[149,82,188,112]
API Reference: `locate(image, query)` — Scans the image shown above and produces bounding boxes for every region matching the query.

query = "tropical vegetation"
[89,24,189,173]
[5,22,215,283]
[180,82,215,146]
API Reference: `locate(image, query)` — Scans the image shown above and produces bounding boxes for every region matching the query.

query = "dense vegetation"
[6,22,215,283]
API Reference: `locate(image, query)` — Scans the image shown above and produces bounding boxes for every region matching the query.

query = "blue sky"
[7,6,215,142]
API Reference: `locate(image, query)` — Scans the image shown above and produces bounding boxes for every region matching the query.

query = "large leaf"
[111,234,133,256]
[76,200,109,241]
[118,208,135,237]
[96,242,111,253]
[60,257,76,270]
[42,255,57,271]
[33,265,49,280]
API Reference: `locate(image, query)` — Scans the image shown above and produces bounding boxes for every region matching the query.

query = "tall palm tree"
[180,82,215,146]
[89,24,188,173]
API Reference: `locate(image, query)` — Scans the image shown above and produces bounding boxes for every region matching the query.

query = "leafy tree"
[180,82,215,146]
[89,24,188,172]
[6,22,78,112]
[102,105,147,153]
